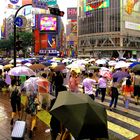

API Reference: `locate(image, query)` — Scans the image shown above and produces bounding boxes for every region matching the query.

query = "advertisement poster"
[124,0,140,14]
[84,0,110,12]
[40,16,57,31]
[48,34,56,49]
[71,22,77,33]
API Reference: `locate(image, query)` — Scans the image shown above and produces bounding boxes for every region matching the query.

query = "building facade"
[78,0,140,58]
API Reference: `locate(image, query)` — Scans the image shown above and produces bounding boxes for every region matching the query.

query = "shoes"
[29,130,33,139]
[135,102,138,105]
[10,119,13,125]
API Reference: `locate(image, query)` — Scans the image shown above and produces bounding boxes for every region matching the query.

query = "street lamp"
[13,4,32,67]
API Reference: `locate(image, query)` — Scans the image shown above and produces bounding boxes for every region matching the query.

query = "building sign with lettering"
[67,8,77,20]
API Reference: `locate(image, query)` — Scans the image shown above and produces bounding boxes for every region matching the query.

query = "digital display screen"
[40,16,57,32]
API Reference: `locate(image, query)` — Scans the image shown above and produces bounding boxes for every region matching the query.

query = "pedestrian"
[68,70,79,93]
[109,78,119,110]
[98,75,107,102]
[25,90,39,138]
[82,73,97,100]
[132,72,140,105]
[53,70,66,97]
[122,79,134,113]
[38,73,50,110]
[9,78,21,125]
[49,99,61,140]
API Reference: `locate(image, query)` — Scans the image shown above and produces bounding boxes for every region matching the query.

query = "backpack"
[11,87,20,100]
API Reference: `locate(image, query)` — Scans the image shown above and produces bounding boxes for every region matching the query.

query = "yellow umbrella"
[4,64,14,69]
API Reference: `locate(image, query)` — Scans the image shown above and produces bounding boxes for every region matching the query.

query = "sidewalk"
[0,92,51,140]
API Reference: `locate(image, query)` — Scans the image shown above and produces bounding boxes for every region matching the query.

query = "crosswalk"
[74,85,140,140]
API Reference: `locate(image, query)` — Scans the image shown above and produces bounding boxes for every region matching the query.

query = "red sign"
[86,0,104,9]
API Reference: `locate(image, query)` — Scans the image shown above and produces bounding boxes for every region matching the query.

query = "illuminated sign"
[40,16,57,32]
[67,8,77,20]
[84,0,110,12]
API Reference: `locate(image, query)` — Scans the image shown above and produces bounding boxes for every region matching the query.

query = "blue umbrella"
[112,71,130,82]
[129,62,140,68]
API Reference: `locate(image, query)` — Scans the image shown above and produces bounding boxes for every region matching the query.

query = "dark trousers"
[109,87,119,108]
[100,88,106,102]
[89,94,95,100]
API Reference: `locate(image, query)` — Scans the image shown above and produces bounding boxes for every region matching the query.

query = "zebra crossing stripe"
[105,95,140,110]
[108,121,138,139]
[96,98,140,118]
[107,110,140,129]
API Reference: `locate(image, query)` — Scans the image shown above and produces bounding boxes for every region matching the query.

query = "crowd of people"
[0,57,140,139]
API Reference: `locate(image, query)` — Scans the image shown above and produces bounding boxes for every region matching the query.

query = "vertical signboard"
[67,8,77,20]
[48,34,57,49]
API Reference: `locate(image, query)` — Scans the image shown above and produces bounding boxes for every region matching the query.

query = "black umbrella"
[50,91,108,139]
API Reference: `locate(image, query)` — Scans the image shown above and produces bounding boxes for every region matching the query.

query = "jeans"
[124,96,130,109]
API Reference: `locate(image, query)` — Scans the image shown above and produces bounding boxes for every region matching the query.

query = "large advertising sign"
[84,0,110,12]
[39,15,57,32]
[67,8,77,20]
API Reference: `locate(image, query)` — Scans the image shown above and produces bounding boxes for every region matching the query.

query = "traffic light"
[50,8,64,17]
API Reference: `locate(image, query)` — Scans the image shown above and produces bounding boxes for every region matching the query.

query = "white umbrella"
[108,60,117,66]
[8,66,36,76]
[95,59,107,65]
[114,61,129,69]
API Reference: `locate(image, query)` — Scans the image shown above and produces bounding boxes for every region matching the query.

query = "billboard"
[124,0,140,15]
[84,0,110,12]
[67,8,77,20]
[39,15,57,32]
[48,34,57,49]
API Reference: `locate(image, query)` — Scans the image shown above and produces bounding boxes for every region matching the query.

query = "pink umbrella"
[100,70,112,79]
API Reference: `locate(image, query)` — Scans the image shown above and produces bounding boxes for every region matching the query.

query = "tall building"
[78,0,140,58]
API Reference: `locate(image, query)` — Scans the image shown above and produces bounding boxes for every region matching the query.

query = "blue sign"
[10,0,19,4]
[14,17,23,27]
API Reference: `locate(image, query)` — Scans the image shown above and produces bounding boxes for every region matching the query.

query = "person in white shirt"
[98,76,107,102]
[82,73,97,100]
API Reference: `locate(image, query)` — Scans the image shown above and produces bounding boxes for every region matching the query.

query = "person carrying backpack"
[9,78,21,125]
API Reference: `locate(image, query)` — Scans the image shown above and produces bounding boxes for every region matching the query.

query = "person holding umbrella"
[109,78,119,111]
